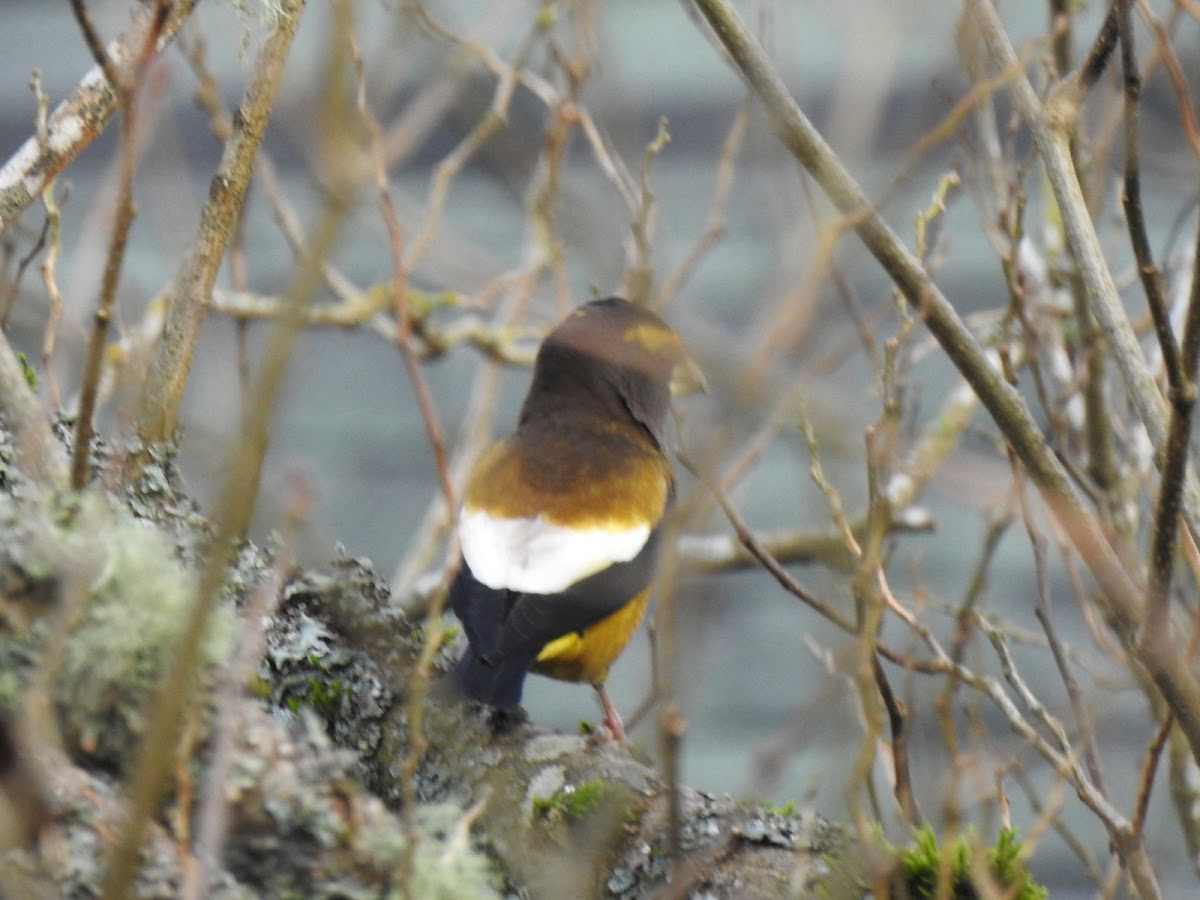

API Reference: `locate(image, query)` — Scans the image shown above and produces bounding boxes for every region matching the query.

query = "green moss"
[16,353,37,389]
[411,619,456,658]
[990,828,1044,895]
[532,779,611,823]
[897,825,1046,900]
[286,675,346,716]
[248,673,274,700]
[765,799,796,817]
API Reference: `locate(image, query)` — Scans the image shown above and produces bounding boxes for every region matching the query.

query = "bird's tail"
[451,650,532,709]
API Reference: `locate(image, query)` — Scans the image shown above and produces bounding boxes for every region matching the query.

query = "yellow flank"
[463,438,671,529]
[533,588,652,685]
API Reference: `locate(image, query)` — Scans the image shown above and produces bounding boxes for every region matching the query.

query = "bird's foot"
[591,684,627,743]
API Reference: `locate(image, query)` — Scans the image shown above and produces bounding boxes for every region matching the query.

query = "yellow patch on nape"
[623,321,683,357]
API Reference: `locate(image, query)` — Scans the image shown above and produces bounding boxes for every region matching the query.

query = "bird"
[448,297,705,741]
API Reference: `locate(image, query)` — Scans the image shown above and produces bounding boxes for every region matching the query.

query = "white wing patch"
[460,509,650,594]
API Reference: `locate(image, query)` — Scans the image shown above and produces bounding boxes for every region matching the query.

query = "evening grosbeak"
[449,297,705,741]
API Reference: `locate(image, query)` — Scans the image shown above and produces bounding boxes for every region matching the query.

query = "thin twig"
[1117,0,1199,730]
[1048,0,1072,78]
[872,653,922,828]
[71,1,169,489]
[1076,6,1120,93]
[358,105,454,516]
[623,117,670,305]
[1134,0,1200,162]
[687,0,1200,774]
[678,449,853,634]
[37,179,63,410]
[1010,762,1103,883]
[1,207,52,328]
[1132,712,1174,839]
[348,4,458,893]
[1118,0,1179,393]
[967,0,1200,538]
[1015,460,1107,792]
[661,703,686,865]
[1143,209,1200,676]
[655,96,749,311]
[401,10,545,272]
[933,499,1015,832]
[67,0,124,91]
[28,73,64,409]
[691,0,1135,585]
[408,2,639,220]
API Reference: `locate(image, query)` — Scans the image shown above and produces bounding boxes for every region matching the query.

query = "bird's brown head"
[520,297,704,450]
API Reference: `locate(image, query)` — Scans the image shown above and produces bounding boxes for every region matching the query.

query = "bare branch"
[967,0,1200,538]
[67,0,124,92]
[134,3,307,447]
[711,1,1117,496]
[1076,6,1120,94]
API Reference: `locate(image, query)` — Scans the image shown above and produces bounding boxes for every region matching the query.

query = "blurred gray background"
[3,1,1198,894]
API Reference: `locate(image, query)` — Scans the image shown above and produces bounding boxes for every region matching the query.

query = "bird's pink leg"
[593,683,627,742]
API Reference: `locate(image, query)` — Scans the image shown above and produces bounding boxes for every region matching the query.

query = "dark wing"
[492,523,663,660]
[449,525,662,708]
[450,563,542,708]
[449,562,510,664]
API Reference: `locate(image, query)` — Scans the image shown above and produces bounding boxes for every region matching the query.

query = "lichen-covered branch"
[0,0,201,235]
[0,330,67,488]
[0,421,851,899]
